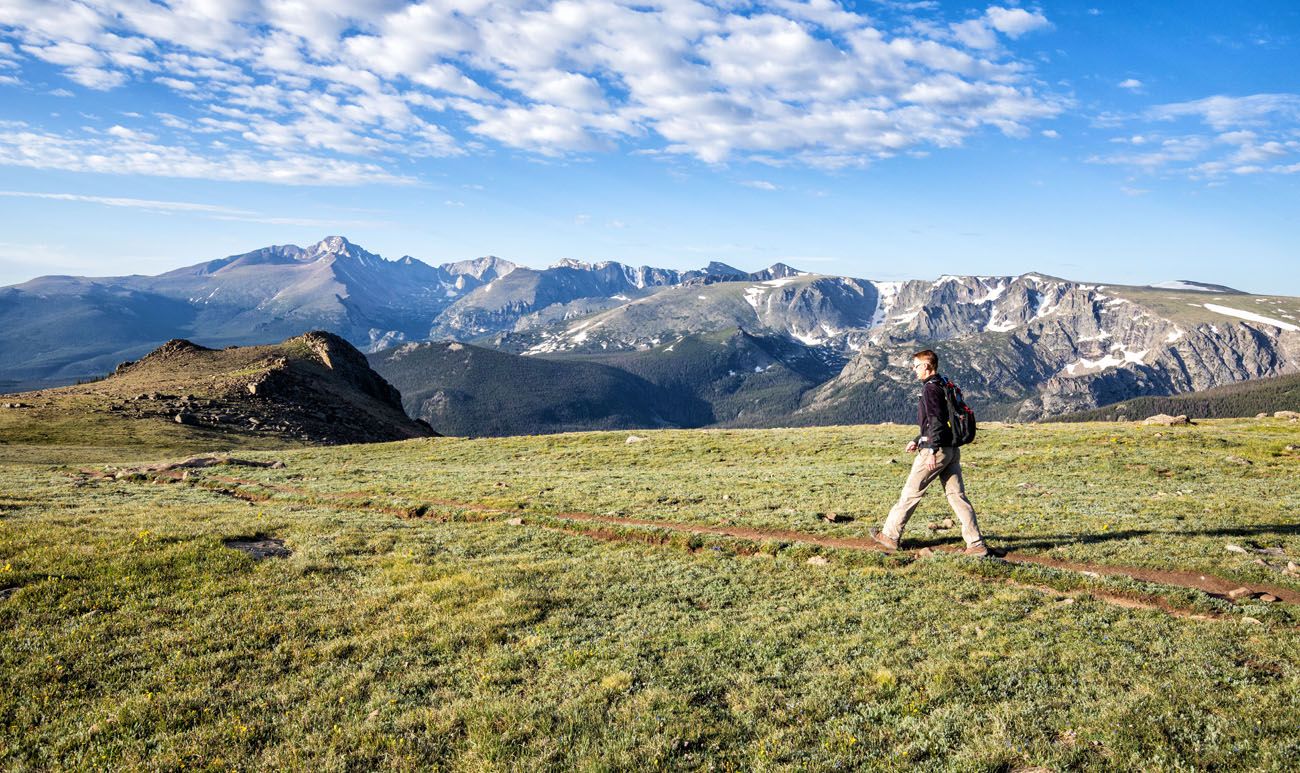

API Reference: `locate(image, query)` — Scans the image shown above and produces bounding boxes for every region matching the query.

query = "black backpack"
[940,376,977,446]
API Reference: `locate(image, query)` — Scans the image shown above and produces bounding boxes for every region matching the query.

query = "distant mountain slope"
[566,327,850,427]
[370,341,711,436]
[0,237,516,389]
[1049,372,1300,422]
[4,234,1299,428]
[0,331,433,447]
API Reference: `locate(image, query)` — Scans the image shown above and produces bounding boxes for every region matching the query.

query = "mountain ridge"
[3,235,1297,429]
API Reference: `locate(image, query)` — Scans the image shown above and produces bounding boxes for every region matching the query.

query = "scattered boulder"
[1223,455,1253,466]
[821,512,848,523]
[1225,544,1249,554]
[806,556,829,566]
[1258,594,1280,603]
[505,517,524,526]
[1274,410,1300,420]
[1,402,31,409]
[1227,587,1253,600]
[174,412,197,425]
[1142,414,1191,426]
[625,435,645,444]
[1256,412,1269,419]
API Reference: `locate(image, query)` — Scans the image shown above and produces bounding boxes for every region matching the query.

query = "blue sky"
[0,1,1297,292]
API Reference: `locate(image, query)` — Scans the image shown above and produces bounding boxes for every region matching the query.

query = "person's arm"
[919,381,946,448]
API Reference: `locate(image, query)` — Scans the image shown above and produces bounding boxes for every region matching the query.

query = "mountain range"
[4,235,1299,433]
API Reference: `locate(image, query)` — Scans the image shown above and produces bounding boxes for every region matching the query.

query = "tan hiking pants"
[881,446,984,547]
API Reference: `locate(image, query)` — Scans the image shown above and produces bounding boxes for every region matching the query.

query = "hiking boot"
[869,528,899,551]
[964,543,990,558]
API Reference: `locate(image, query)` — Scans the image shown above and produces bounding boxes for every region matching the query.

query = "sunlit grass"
[1,418,1298,768]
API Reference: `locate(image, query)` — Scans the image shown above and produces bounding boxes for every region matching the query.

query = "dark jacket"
[914,374,953,449]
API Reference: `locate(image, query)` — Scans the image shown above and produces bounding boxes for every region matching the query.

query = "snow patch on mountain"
[1203,304,1300,332]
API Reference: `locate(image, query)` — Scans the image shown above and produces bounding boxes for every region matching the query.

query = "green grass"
[2,419,1299,769]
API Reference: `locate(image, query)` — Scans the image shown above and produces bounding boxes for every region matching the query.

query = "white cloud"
[0,189,384,227]
[1147,93,1300,130]
[1118,78,1143,91]
[1041,128,1059,138]
[0,0,1065,177]
[985,7,1052,37]
[741,179,779,190]
[1093,92,1300,179]
[0,122,412,185]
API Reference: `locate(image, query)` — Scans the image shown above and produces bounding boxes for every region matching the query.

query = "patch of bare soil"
[223,536,291,560]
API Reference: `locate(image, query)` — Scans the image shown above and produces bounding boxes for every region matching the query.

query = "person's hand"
[925,450,941,472]
[905,440,918,453]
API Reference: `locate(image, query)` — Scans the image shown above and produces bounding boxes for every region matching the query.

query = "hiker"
[871,349,990,557]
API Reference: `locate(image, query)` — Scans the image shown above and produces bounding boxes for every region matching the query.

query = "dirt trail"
[145,472,1300,610]
[542,510,1300,606]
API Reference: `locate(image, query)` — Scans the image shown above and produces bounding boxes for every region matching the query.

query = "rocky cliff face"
[798,275,1300,422]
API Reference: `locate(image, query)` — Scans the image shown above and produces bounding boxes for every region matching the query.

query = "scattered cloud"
[741,180,780,191]
[0,189,380,227]
[1120,185,1150,196]
[0,122,413,184]
[0,0,1066,181]
[574,214,591,226]
[1090,93,1300,179]
[1118,78,1143,92]
[1041,129,1059,138]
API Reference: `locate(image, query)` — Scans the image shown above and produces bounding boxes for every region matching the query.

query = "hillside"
[1051,372,1300,422]
[370,341,711,436]
[0,331,432,452]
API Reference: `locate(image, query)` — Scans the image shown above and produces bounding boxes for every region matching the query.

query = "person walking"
[871,349,990,556]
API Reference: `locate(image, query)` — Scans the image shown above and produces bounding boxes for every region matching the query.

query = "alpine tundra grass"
[2,418,1298,769]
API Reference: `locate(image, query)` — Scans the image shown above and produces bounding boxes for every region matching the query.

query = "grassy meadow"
[2,417,1299,769]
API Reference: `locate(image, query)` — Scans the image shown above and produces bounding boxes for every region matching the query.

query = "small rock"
[1256,412,1269,418]
[367,709,381,721]
[1273,410,1300,420]
[941,517,955,529]
[1080,570,1101,579]
[1227,587,1253,600]
[1285,562,1300,576]
[1286,444,1298,452]
[1225,544,1249,554]
[625,435,645,444]
[1223,455,1252,466]
[821,512,846,523]
[1258,593,1280,603]
[1,402,31,409]
[1241,616,1262,625]
[505,517,524,526]
[1056,597,1076,605]
[174,412,197,425]
[806,556,829,566]
[916,547,935,557]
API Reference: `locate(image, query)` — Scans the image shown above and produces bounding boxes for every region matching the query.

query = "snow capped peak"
[552,258,591,270]
[309,235,356,257]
